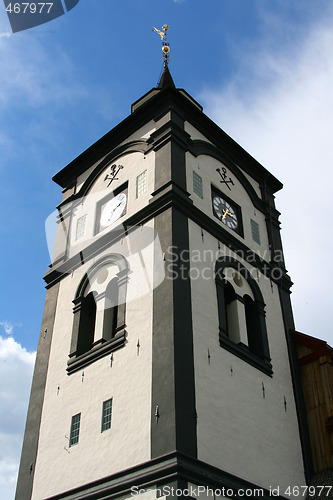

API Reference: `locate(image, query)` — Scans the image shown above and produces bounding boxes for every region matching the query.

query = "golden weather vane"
[152,24,170,66]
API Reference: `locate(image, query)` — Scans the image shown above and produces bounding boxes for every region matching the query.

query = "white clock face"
[213,196,238,230]
[100,193,127,228]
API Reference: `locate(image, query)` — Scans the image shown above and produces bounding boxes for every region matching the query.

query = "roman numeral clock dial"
[213,197,238,230]
[212,188,242,236]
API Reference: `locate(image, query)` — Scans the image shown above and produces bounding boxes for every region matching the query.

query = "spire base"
[158,66,175,89]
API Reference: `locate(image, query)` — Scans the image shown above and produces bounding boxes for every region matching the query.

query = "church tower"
[16,59,311,499]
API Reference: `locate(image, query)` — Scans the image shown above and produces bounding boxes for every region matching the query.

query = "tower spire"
[153,24,175,89]
[157,65,175,89]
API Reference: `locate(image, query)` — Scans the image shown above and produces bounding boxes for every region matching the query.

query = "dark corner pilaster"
[150,107,191,197]
[151,208,197,460]
[278,286,314,483]
[151,208,177,457]
[151,107,197,460]
[15,282,60,500]
[172,209,197,458]
[264,186,314,480]
[261,184,313,480]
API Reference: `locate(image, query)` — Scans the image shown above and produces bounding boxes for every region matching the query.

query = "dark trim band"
[44,452,288,500]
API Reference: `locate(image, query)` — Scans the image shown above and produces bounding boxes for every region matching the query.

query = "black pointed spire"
[158,65,175,89]
[152,25,174,89]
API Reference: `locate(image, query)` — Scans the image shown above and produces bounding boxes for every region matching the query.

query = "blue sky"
[1,1,333,498]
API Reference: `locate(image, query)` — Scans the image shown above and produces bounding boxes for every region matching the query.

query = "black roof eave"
[53,85,283,194]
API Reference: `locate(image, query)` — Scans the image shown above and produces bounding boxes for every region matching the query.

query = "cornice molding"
[53,87,282,194]
[45,451,285,500]
[44,185,293,292]
[66,328,126,375]
[148,120,192,153]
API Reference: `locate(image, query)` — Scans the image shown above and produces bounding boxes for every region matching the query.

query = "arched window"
[76,292,97,355]
[244,294,264,358]
[67,254,128,374]
[215,258,272,375]
[102,278,119,341]
[224,282,239,343]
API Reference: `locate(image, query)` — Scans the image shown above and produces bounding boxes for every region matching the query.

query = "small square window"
[250,219,260,244]
[69,413,81,447]
[193,171,203,198]
[136,171,147,198]
[76,215,86,241]
[101,399,112,432]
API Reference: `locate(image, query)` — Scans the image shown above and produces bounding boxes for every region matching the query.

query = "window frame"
[69,413,81,447]
[67,255,128,375]
[215,257,272,376]
[101,398,113,432]
[136,170,147,198]
[250,219,261,245]
[75,214,87,241]
[193,171,203,199]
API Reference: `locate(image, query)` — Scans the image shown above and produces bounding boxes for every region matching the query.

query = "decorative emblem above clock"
[216,167,234,191]
[211,187,243,236]
[104,164,124,187]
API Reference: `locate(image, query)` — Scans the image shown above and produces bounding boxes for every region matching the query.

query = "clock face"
[213,196,239,231]
[100,193,127,229]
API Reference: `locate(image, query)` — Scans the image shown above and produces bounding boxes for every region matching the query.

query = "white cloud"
[0,35,87,110]
[0,27,118,175]
[0,30,92,179]
[0,336,35,500]
[0,321,22,336]
[0,321,14,335]
[200,13,333,346]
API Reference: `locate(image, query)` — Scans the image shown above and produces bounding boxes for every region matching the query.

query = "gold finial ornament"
[152,25,170,66]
